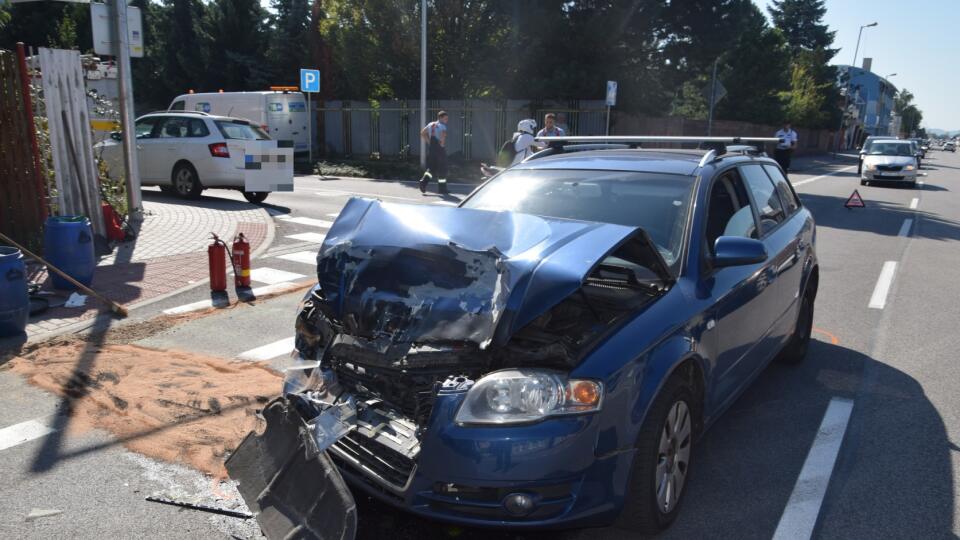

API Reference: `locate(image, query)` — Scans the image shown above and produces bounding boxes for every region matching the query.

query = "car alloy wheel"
[655,400,691,514]
[173,164,202,199]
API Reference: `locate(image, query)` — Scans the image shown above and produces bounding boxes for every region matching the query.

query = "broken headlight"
[455,369,602,425]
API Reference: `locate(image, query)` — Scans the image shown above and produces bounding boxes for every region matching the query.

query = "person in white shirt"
[419,111,449,194]
[774,122,799,175]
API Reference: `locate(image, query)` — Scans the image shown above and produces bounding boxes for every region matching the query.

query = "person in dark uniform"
[419,111,449,195]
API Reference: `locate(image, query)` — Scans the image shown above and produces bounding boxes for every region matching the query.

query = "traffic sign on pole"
[299,69,320,166]
[300,69,320,93]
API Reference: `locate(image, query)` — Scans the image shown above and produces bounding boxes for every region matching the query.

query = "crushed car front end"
[228,196,679,531]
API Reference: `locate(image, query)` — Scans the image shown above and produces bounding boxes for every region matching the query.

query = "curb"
[22,205,278,345]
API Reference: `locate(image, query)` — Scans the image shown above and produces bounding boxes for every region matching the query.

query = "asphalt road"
[2,152,959,539]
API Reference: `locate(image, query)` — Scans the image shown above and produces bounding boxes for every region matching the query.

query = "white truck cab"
[168,89,309,155]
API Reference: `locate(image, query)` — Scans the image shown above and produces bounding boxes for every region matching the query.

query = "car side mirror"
[110,131,122,142]
[713,237,767,267]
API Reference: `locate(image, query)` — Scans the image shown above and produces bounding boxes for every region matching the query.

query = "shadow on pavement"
[342,337,953,540]
[800,192,960,241]
[142,189,292,216]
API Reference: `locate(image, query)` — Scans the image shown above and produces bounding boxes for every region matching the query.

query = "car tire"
[616,375,696,534]
[172,163,202,199]
[242,191,269,204]
[777,287,815,365]
[860,179,867,186]
[159,185,176,196]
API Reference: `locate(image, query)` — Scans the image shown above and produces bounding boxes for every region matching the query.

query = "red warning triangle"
[845,190,866,209]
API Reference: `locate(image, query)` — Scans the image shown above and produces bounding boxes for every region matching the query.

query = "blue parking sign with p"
[300,69,320,93]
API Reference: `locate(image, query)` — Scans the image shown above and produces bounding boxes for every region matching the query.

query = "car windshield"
[461,169,695,266]
[868,143,914,156]
[215,120,270,140]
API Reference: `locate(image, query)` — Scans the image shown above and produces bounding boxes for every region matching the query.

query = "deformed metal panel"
[226,399,357,540]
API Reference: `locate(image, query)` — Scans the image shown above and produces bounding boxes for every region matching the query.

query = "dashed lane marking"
[772,397,854,540]
[326,213,340,218]
[277,216,335,229]
[275,251,318,266]
[790,165,857,187]
[0,418,56,452]
[898,219,913,237]
[909,198,919,210]
[285,232,327,243]
[249,267,307,285]
[868,261,898,309]
[237,336,296,361]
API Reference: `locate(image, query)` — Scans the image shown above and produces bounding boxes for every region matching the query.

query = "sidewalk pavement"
[21,191,274,341]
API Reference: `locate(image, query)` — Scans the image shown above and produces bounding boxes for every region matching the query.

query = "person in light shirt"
[774,121,799,176]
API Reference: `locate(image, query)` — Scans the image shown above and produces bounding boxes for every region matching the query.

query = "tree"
[155,0,208,96]
[715,5,790,125]
[768,0,836,57]
[203,0,271,91]
[769,0,839,128]
[267,0,312,87]
[895,88,923,137]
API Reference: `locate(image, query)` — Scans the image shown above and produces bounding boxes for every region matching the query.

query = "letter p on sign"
[300,69,320,93]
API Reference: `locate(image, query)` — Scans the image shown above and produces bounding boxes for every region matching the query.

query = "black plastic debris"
[145,495,253,519]
[225,398,357,540]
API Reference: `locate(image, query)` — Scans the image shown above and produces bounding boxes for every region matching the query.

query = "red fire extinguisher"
[208,234,228,292]
[232,233,251,288]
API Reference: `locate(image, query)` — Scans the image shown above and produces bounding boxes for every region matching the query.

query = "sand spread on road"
[5,341,280,478]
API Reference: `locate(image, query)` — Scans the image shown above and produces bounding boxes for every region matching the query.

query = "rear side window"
[215,120,270,140]
[157,117,210,138]
[762,165,800,215]
[740,164,785,235]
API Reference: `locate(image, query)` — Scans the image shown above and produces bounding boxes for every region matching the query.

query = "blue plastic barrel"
[0,246,29,337]
[44,216,95,290]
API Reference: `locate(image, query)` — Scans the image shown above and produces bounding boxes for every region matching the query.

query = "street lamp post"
[837,22,878,154]
[419,0,427,168]
[852,22,878,68]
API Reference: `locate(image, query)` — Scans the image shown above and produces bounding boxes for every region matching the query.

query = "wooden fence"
[38,48,105,237]
[0,45,46,251]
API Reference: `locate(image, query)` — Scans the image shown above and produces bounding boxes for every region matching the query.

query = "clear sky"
[757,0,956,131]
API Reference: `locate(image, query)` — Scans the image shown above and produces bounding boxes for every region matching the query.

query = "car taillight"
[209,142,230,158]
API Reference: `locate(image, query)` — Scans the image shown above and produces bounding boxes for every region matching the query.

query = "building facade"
[837,62,898,144]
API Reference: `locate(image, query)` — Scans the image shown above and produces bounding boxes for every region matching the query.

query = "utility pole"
[837,22,878,153]
[112,0,142,219]
[707,58,718,136]
[419,0,427,168]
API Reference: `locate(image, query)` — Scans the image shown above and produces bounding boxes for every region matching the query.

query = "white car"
[95,111,274,203]
[860,140,919,188]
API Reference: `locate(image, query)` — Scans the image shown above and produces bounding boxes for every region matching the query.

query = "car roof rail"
[536,135,782,165]
[146,110,211,116]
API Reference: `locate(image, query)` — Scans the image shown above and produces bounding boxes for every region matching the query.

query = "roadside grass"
[313,156,485,183]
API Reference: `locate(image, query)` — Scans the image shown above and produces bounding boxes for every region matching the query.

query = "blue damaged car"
[226,137,818,537]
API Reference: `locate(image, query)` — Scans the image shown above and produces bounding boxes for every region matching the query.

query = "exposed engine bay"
[227,199,672,539]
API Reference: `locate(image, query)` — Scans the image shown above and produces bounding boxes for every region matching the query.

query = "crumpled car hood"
[315,198,647,349]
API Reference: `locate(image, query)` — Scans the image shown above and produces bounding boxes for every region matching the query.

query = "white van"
[168,90,309,155]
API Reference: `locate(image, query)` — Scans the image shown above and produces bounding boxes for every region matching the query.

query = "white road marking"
[162,295,231,315]
[897,219,913,237]
[277,216,334,229]
[326,213,340,218]
[868,261,898,309]
[237,336,296,361]
[772,398,854,540]
[162,282,308,315]
[790,165,857,187]
[276,251,318,266]
[286,232,327,243]
[249,267,307,285]
[314,189,425,202]
[432,201,458,206]
[0,418,56,452]
[918,180,925,187]
[909,198,919,210]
